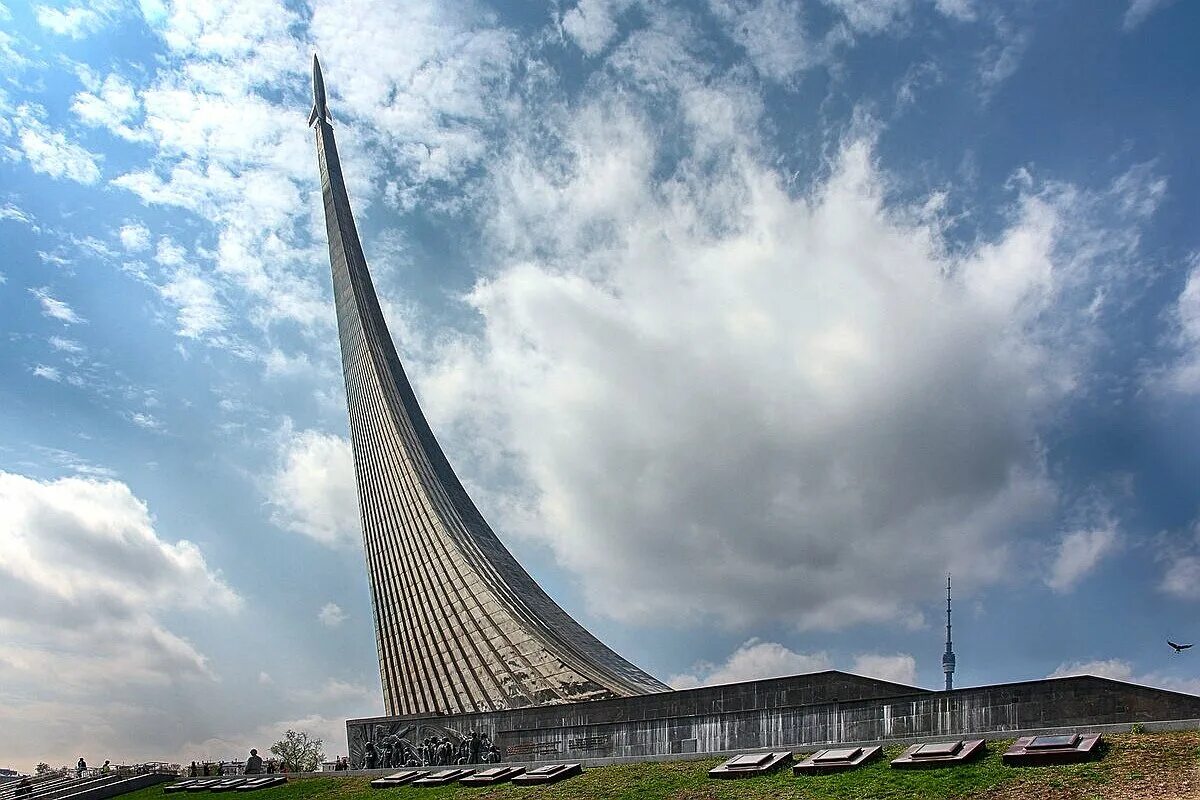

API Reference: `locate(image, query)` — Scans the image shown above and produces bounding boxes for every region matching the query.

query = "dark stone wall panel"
[346,673,1200,766]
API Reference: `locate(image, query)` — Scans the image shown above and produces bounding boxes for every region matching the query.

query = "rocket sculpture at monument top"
[308,55,669,717]
[308,54,331,127]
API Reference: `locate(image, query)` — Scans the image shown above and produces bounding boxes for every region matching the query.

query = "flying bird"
[1167,640,1193,653]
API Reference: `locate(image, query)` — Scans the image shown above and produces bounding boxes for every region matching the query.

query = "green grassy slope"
[124,731,1200,800]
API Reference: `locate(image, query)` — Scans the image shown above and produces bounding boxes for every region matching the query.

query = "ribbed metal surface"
[311,78,669,717]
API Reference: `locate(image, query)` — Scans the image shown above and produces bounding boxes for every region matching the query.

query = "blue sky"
[2,0,1199,771]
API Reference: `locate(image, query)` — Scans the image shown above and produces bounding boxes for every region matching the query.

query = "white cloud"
[104,0,326,332]
[668,639,832,688]
[1050,658,1135,681]
[118,222,151,252]
[71,72,145,141]
[155,236,187,266]
[562,0,630,55]
[29,287,85,324]
[932,0,975,21]
[823,0,912,35]
[709,0,833,83]
[668,640,919,690]
[317,602,346,627]
[977,22,1028,99]
[258,671,273,684]
[295,679,374,705]
[168,712,368,765]
[1046,524,1119,593]
[158,267,227,339]
[1167,257,1200,393]
[7,105,103,184]
[0,202,37,227]
[49,336,83,353]
[851,653,918,686]
[1123,0,1177,31]
[1160,521,1200,600]
[128,411,164,431]
[1162,556,1200,600]
[425,82,1158,631]
[105,0,518,344]
[32,364,62,382]
[309,0,516,188]
[0,471,241,765]
[267,427,359,548]
[262,348,314,378]
[1050,659,1200,697]
[33,1,119,39]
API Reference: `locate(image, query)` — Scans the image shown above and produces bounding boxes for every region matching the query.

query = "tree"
[269,729,324,773]
[35,764,51,776]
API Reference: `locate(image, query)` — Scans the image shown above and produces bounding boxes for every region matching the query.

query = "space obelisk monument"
[308,55,668,717]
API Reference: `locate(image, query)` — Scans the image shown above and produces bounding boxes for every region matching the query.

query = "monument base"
[346,671,1200,769]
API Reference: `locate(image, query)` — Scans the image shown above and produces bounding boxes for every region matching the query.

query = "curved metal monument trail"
[309,54,669,717]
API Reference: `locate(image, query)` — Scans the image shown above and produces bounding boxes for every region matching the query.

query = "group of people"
[72,759,110,777]
[360,729,501,769]
[187,751,282,778]
[12,758,113,796]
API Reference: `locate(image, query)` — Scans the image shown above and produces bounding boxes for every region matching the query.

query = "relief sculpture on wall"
[349,721,502,769]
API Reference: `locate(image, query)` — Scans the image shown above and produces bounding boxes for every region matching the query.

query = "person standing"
[76,758,86,777]
[244,750,263,775]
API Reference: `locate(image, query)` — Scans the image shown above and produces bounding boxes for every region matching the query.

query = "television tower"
[942,574,956,691]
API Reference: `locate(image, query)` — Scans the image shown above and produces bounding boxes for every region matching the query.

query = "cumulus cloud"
[823,0,913,35]
[127,411,164,431]
[709,0,834,83]
[0,471,241,764]
[318,602,347,627]
[107,0,328,332]
[562,0,631,55]
[932,0,975,21]
[1050,658,1136,682]
[33,1,120,39]
[309,0,516,190]
[1046,523,1119,593]
[158,266,228,339]
[72,72,145,141]
[1167,257,1200,393]
[1122,0,1176,31]
[1161,556,1200,600]
[29,287,85,324]
[851,653,918,686]
[668,639,919,688]
[977,21,1028,99]
[6,105,102,184]
[1159,520,1200,600]
[168,712,371,765]
[421,72,1160,631]
[118,222,151,252]
[31,364,62,382]
[668,639,832,688]
[0,202,37,227]
[267,427,359,547]
[49,336,83,353]
[1050,659,1200,696]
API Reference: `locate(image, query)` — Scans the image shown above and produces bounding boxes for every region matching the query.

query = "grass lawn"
[122,731,1200,800]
